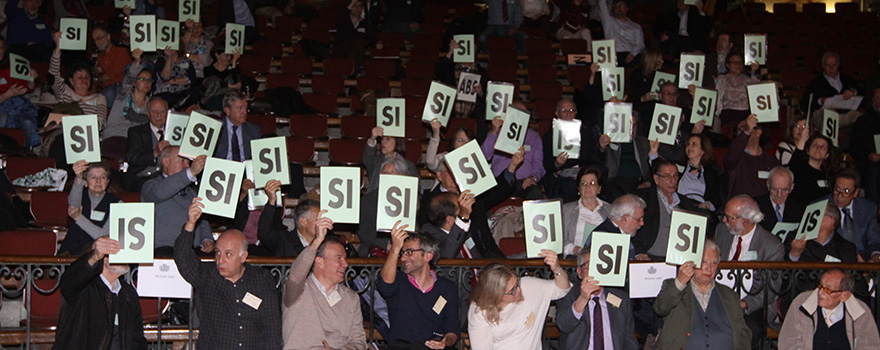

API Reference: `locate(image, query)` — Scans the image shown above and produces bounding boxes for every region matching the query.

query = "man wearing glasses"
[555,249,638,350]
[542,98,601,200]
[91,24,132,106]
[595,194,647,260]
[828,169,880,262]
[379,225,460,350]
[756,166,806,233]
[779,269,880,349]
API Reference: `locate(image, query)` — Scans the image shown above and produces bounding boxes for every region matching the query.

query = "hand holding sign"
[63,115,101,164]
[422,82,457,127]
[377,98,405,137]
[485,82,514,120]
[691,88,717,126]
[772,222,799,241]
[453,34,475,63]
[250,136,290,189]
[523,200,564,258]
[821,109,839,147]
[679,54,705,89]
[494,105,530,155]
[744,34,767,66]
[60,18,88,51]
[197,157,245,219]
[157,19,180,51]
[552,119,581,158]
[602,67,625,101]
[376,174,419,232]
[604,103,632,143]
[130,15,157,52]
[226,23,246,54]
[444,140,496,196]
[9,54,33,82]
[320,167,361,223]
[748,83,779,123]
[592,39,616,69]
[796,200,828,241]
[649,104,683,145]
[665,210,708,268]
[109,202,155,264]
[179,0,201,23]
[587,232,631,287]
[179,112,221,159]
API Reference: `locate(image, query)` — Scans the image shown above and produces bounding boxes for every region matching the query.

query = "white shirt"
[149,123,164,143]
[297,230,310,249]
[100,275,122,295]
[308,273,341,303]
[678,10,689,36]
[597,0,645,55]
[566,200,608,256]
[824,73,844,93]
[728,225,757,261]
[822,301,845,326]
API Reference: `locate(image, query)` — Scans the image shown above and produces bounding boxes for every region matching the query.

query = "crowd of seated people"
[1,0,880,349]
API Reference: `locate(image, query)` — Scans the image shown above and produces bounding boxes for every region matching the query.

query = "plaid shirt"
[174,228,283,349]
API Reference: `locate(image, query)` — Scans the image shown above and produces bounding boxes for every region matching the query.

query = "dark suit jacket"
[556,287,638,350]
[213,118,261,161]
[634,187,706,256]
[421,222,478,259]
[756,194,806,233]
[592,218,636,260]
[800,72,861,113]
[788,232,859,263]
[715,224,783,314]
[704,52,725,89]
[594,136,652,181]
[256,204,306,257]
[654,6,712,53]
[830,196,880,259]
[126,123,159,175]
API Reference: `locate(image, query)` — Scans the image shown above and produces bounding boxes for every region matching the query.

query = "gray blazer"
[141,171,213,249]
[556,286,638,350]
[715,224,784,315]
[562,200,609,255]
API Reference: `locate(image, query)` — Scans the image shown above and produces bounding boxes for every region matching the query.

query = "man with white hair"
[715,194,783,349]
[593,194,646,259]
[756,166,806,233]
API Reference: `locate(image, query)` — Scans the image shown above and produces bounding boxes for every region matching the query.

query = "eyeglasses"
[557,108,577,113]
[579,181,599,187]
[136,77,153,82]
[834,187,855,196]
[817,283,846,295]
[504,277,521,295]
[400,249,424,257]
[722,213,741,222]
[455,138,470,143]
[578,261,589,269]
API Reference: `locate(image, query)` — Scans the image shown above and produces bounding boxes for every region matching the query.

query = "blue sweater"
[377,270,460,344]
[4,0,54,48]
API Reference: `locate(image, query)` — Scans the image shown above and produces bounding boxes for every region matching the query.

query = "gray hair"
[294,199,320,230]
[609,194,647,221]
[380,156,410,175]
[405,232,441,267]
[731,195,764,224]
[825,268,855,292]
[157,146,179,173]
[825,202,841,231]
[704,239,720,263]
[146,95,168,110]
[767,166,794,189]
[821,51,840,65]
[576,248,590,267]
[223,90,247,109]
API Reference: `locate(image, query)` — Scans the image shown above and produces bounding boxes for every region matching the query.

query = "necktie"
[775,204,783,222]
[732,237,743,261]
[841,208,855,242]
[231,125,241,162]
[157,129,164,142]
[593,296,604,350]
[502,0,509,22]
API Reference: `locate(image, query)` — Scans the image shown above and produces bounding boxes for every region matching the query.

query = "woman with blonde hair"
[468,251,571,349]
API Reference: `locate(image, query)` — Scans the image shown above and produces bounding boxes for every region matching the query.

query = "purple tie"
[593,296,604,350]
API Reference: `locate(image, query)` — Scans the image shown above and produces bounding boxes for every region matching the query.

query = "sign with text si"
[604,102,632,143]
[376,174,418,231]
[178,111,221,159]
[651,71,676,98]
[665,210,708,268]
[494,105,530,155]
[747,83,779,123]
[422,81,457,127]
[226,23,246,54]
[130,15,157,52]
[444,140,496,196]
[592,39,616,69]
[771,222,799,242]
[250,136,290,189]
[63,115,101,164]
[60,18,88,51]
[164,112,189,146]
[377,98,406,137]
[649,104,683,146]
[588,232,631,287]
[9,54,33,82]
[457,72,481,103]
[821,109,840,147]
[691,88,717,127]
[157,19,180,51]
[109,203,154,264]
[320,167,361,223]
[486,81,515,120]
[137,259,192,298]
[179,0,201,23]
[453,34,475,63]
[115,0,135,9]
[552,119,581,158]
[796,200,828,241]
[678,54,705,88]
[523,199,564,258]
[601,67,625,101]
[198,157,245,219]
[244,160,281,211]
[744,34,767,66]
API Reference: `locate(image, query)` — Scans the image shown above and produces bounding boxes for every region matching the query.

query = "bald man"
[174,198,282,350]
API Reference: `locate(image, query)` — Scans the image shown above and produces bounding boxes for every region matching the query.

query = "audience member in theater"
[562,167,608,257]
[379,225,460,350]
[125,96,168,191]
[704,32,733,89]
[154,46,198,110]
[54,237,147,349]
[364,126,418,191]
[482,111,544,199]
[5,0,54,62]
[828,169,880,262]
[382,0,424,40]
[141,148,212,256]
[91,24,132,108]
[218,0,261,44]
[627,47,664,124]
[281,210,366,349]
[596,0,644,66]
[333,0,378,70]
[715,194,783,348]
[59,161,120,256]
[648,83,704,162]
[550,0,593,48]
[654,240,751,350]
[257,180,320,257]
[0,35,40,148]
[103,49,153,159]
[214,90,260,161]
[775,114,807,166]
[654,0,712,57]
[801,52,862,127]
[50,33,109,129]
[756,166,805,233]
[675,133,722,211]
[422,192,477,259]
[435,40,489,126]
[594,115,651,200]
[359,157,420,256]
[426,123,474,172]
[788,202,858,263]
[779,269,880,350]
[480,0,528,54]
[715,51,760,138]
[593,194,646,259]
[468,257,570,349]
[848,87,880,204]
[556,249,638,350]
[542,99,599,200]
[726,115,780,198]
[183,19,214,79]
[788,130,835,204]
[202,47,243,110]
[175,198,283,350]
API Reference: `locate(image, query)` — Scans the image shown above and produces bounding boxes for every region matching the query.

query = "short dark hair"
[91,24,110,36]
[85,161,112,179]
[376,136,407,156]
[576,167,603,187]
[835,168,861,189]
[825,268,855,292]
[66,62,93,82]
[315,233,344,258]
[446,127,475,151]
[294,199,320,230]
[652,159,677,176]
[428,192,458,227]
[404,232,441,268]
